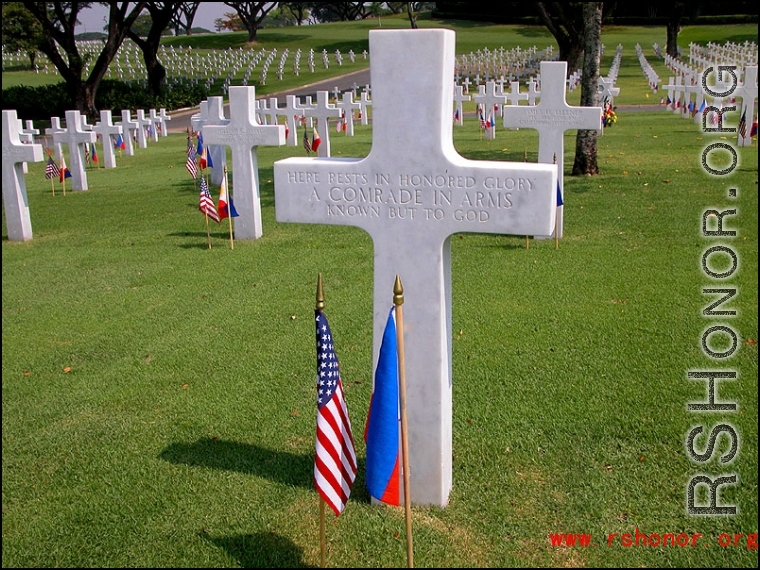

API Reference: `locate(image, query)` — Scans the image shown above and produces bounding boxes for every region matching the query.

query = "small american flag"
[303,129,311,155]
[45,153,60,180]
[314,310,357,516]
[737,109,747,139]
[186,145,198,179]
[199,177,220,223]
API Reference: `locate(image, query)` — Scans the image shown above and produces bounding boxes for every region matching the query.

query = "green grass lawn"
[3,18,758,569]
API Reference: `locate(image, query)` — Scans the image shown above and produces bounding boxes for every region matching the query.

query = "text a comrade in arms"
[286,170,540,211]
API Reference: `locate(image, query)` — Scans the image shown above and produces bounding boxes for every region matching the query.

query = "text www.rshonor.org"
[549,530,757,549]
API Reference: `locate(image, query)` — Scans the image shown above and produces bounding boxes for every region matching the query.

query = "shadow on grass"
[202,531,316,568]
[159,438,314,487]
[166,231,233,249]
[160,438,372,504]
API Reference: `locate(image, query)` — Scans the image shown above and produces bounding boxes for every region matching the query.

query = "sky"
[77,2,231,34]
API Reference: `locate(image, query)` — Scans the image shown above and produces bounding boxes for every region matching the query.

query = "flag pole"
[319,499,326,568]
[204,212,211,249]
[553,153,559,250]
[524,149,529,248]
[393,275,414,568]
[315,273,327,569]
[225,166,234,250]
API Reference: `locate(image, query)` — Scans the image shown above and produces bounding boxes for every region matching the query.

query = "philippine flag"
[364,307,401,506]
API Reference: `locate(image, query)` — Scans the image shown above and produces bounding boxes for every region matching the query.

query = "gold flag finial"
[393,275,404,306]
[316,273,325,311]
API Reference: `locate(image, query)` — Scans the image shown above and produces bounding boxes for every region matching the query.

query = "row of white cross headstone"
[636,43,661,92]
[659,40,758,146]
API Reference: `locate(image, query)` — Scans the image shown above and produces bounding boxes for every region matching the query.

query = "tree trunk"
[565,41,584,76]
[572,2,602,176]
[665,2,688,58]
[407,3,418,29]
[73,82,100,123]
[146,59,167,96]
[666,21,680,58]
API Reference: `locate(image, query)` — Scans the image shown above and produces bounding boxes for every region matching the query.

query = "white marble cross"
[471,80,507,139]
[191,100,209,134]
[274,29,557,507]
[527,77,540,105]
[2,110,44,241]
[266,97,282,126]
[336,91,361,136]
[203,97,230,186]
[116,110,137,156]
[303,91,341,157]
[358,90,372,126]
[504,81,528,106]
[452,83,470,126]
[52,110,97,191]
[280,95,304,146]
[597,76,621,107]
[158,108,171,137]
[93,110,123,169]
[502,61,602,239]
[148,109,161,142]
[22,120,40,140]
[732,65,758,146]
[44,116,65,162]
[202,86,285,240]
[135,109,151,148]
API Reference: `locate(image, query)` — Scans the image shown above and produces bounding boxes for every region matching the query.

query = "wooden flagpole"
[225,166,234,250]
[204,212,211,249]
[316,274,327,569]
[524,149,529,248]
[319,499,326,568]
[553,153,559,250]
[393,275,414,568]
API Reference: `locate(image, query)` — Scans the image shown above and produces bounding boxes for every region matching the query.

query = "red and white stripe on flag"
[314,310,357,516]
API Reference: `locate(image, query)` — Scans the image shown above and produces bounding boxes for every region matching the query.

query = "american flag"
[199,177,220,222]
[737,109,747,139]
[186,145,198,179]
[303,129,312,155]
[45,152,60,180]
[314,310,357,516]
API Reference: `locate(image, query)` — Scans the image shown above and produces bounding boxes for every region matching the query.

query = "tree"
[571,2,602,176]
[535,2,614,75]
[215,11,244,32]
[22,1,147,121]
[665,2,690,58]
[308,2,377,22]
[222,2,278,43]
[1,2,44,70]
[263,5,298,27]
[170,1,199,36]
[406,2,433,28]
[125,2,182,98]
[280,2,311,25]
